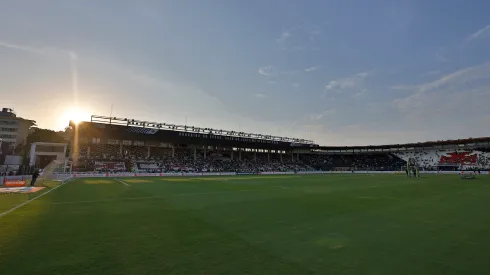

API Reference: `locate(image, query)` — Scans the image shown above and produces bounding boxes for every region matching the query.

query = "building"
[29,142,68,168]
[0,108,36,148]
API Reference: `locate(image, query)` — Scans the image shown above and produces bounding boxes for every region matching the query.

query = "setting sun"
[62,107,91,125]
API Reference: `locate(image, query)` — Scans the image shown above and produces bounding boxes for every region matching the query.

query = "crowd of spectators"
[395,149,490,170]
[0,171,17,176]
[300,153,406,171]
[72,144,413,173]
[134,151,311,173]
[72,144,490,173]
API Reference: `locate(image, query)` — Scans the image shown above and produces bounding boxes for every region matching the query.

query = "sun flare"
[63,107,90,125]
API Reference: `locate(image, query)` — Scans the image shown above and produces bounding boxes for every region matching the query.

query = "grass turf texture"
[0,180,61,214]
[1,174,489,275]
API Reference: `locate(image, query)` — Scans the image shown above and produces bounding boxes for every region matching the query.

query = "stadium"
[4,1,490,273]
[65,115,490,176]
[1,113,490,274]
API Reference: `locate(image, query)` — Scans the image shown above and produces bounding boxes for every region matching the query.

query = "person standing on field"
[30,169,40,186]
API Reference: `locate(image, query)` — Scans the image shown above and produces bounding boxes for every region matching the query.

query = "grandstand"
[68,115,490,174]
[70,115,318,173]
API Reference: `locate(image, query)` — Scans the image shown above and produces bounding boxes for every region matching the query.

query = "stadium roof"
[89,115,317,146]
[81,115,489,151]
[318,137,490,150]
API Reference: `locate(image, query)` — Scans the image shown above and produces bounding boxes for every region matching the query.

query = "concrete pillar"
[88,146,91,158]
[147,146,151,159]
[172,146,175,158]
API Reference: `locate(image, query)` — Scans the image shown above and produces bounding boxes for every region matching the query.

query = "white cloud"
[304,66,320,72]
[467,24,490,42]
[258,65,277,76]
[394,64,490,96]
[0,41,79,61]
[258,65,303,76]
[352,89,368,98]
[393,62,490,119]
[324,71,369,93]
[276,24,323,51]
[419,62,490,93]
[356,72,369,78]
[276,30,291,45]
[324,80,339,91]
[309,108,336,120]
[0,40,47,54]
[252,93,266,98]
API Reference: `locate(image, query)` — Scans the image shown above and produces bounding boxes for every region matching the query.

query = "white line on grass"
[0,178,75,218]
[113,178,130,187]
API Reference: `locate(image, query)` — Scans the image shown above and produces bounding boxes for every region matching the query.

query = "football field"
[1,174,490,275]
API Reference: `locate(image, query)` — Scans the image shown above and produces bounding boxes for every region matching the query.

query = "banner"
[0,187,45,194]
[201,172,221,176]
[2,175,32,187]
[4,180,26,187]
[219,172,237,176]
[260,172,275,175]
[297,171,324,174]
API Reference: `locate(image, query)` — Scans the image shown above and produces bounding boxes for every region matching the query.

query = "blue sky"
[1,0,490,145]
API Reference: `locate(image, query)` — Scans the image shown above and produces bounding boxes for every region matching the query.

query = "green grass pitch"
[1,174,490,275]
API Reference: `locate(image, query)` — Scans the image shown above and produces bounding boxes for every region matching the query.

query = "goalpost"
[38,159,69,182]
[2,160,67,187]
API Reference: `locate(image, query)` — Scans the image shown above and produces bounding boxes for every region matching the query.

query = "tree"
[26,128,67,144]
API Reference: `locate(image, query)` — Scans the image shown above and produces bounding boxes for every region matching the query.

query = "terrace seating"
[72,142,490,173]
[395,149,490,170]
